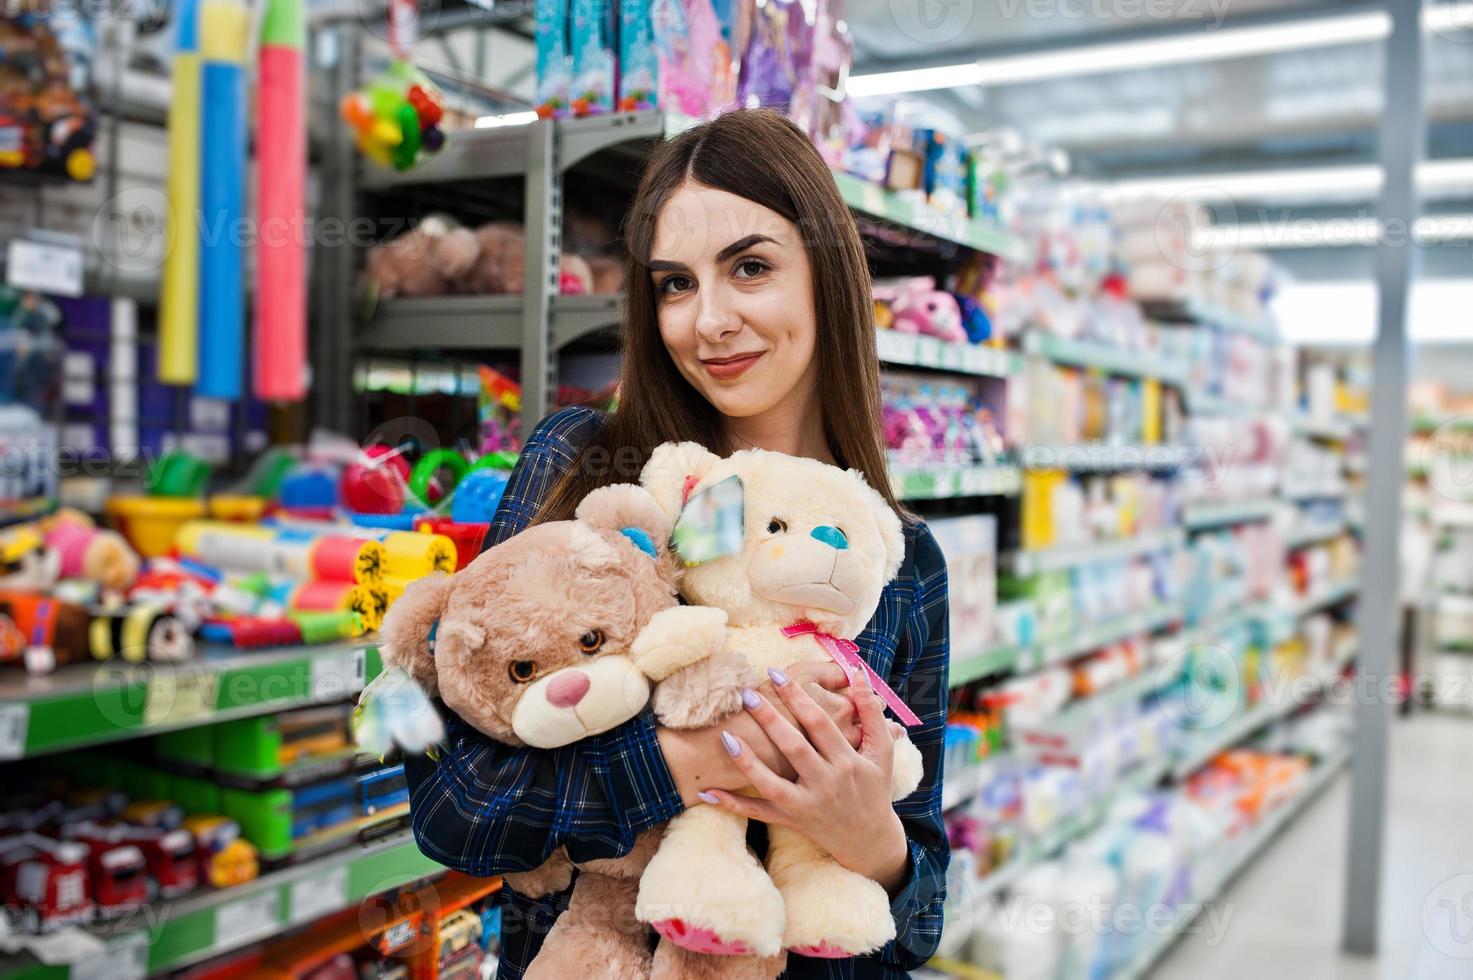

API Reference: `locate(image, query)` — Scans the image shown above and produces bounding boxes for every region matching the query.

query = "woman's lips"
[701,352,764,380]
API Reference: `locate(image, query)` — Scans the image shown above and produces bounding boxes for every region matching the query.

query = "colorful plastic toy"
[339,60,446,171]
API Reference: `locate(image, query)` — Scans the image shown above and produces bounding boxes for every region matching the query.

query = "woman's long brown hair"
[533,108,907,524]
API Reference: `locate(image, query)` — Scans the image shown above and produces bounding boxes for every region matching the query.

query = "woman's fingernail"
[768,667,789,686]
[721,730,741,757]
[741,687,761,710]
[698,790,720,805]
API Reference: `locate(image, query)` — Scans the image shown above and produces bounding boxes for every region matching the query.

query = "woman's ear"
[640,441,721,517]
[379,572,454,697]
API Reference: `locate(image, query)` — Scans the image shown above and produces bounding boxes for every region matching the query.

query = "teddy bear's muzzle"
[510,656,653,749]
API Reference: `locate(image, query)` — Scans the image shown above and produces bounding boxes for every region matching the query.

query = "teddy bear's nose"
[810,526,848,550]
[546,670,591,708]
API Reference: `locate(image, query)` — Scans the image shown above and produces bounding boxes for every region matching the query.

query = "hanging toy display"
[339,61,446,171]
[338,0,445,171]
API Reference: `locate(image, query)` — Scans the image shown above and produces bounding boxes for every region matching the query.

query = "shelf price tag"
[289,864,348,925]
[7,239,84,297]
[0,703,29,759]
[312,648,366,701]
[70,934,145,980]
[143,668,218,727]
[214,889,281,949]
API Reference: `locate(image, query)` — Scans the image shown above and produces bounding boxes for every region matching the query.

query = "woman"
[404,108,950,978]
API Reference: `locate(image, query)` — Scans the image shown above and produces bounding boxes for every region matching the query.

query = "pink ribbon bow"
[781,621,922,727]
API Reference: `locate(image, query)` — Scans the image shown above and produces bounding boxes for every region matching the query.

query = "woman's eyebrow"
[716,234,779,262]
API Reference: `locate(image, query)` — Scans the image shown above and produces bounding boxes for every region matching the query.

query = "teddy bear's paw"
[632,605,729,681]
[890,732,925,801]
[777,864,895,956]
[637,848,786,957]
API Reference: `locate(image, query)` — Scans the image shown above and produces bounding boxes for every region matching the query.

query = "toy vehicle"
[278,706,352,766]
[437,909,482,966]
[121,825,198,898]
[292,778,358,845]
[63,823,148,914]
[356,762,409,840]
[182,815,259,888]
[121,799,185,830]
[5,834,92,933]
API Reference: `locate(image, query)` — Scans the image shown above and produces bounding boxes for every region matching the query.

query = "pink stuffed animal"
[890,277,967,343]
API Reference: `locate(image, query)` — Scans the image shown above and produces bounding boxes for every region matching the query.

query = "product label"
[0,703,29,759]
[143,669,218,727]
[289,865,348,924]
[7,239,84,297]
[214,890,280,948]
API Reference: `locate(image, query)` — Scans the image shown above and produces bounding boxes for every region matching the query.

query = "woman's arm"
[877,527,951,970]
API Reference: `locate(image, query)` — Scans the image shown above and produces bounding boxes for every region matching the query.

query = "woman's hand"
[696,666,911,895]
[657,662,858,803]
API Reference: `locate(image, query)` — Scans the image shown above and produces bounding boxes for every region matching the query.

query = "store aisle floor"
[1150,713,1473,980]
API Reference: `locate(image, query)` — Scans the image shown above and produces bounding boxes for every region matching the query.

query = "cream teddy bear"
[634,443,926,961]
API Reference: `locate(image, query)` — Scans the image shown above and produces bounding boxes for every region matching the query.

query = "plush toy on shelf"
[888,277,967,344]
[361,483,757,977]
[363,215,480,300]
[338,59,446,171]
[635,442,924,960]
[41,509,141,593]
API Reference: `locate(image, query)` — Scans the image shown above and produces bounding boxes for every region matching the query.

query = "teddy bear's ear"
[379,571,453,698]
[575,484,674,560]
[640,441,722,517]
[851,468,906,582]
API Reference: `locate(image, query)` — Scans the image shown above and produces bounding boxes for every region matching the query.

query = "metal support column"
[1342,0,1424,955]
[312,25,359,435]
[520,120,559,436]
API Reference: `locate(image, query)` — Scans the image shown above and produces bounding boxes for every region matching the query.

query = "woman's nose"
[694,288,741,343]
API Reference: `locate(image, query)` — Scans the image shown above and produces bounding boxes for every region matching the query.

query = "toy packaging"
[921,129,968,218]
[534,0,572,118]
[0,15,98,182]
[570,0,616,115]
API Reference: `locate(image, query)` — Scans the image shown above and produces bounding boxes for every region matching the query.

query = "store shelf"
[1284,481,1349,502]
[830,171,1025,262]
[1290,578,1360,618]
[1024,667,1181,738]
[1141,298,1280,343]
[1286,519,1348,549]
[1291,415,1356,442]
[1024,602,1184,672]
[360,110,673,190]
[1170,646,1352,780]
[0,832,444,979]
[0,644,380,759]
[876,331,1016,378]
[949,643,1019,688]
[1120,747,1352,980]
[1182,498,1280,530]
[1411,415,1473,434]
[890,464,1022,500]
[1007,527,1183,575]
[1021,333,1188,386]
[1183,391,1274,418]
[358,294,622,352]
[1431,504,1473,528]
[1018,444,1194,472]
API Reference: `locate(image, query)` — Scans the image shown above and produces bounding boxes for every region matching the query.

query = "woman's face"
[648,182,819,423]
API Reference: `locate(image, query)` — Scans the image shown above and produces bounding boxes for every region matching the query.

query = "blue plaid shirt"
[404,407,951,978]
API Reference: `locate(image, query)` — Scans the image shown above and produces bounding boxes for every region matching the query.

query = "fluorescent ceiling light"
[1200,214,1473,250]
[1099,159,1473,203]
[1274,280,1473,345]
[850,6,1469,97]
[474,111,538,128]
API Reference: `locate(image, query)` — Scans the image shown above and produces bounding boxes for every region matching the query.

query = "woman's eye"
[735,258,769,279]
[508,660,538,683]
[657,275,692,295]
[767,518,787,534]
[578,630,604,654]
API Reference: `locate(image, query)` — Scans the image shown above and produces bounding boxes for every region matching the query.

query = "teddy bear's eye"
[578,630,604,654]
[767,518,787,534]
[508,660,539,683]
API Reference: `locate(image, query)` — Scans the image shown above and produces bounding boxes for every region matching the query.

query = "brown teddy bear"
[375,483,779,980]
